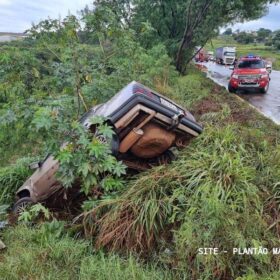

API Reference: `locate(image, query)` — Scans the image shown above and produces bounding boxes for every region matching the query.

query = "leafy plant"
[18,203,51,222]
[32,105,127,198]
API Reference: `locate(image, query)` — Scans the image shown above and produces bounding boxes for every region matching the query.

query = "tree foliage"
[233,31,256,44]
[257,28,272,42]
[272,30,280,49]
[1,2,280,279]
[223,28,233,35]
[129,0,278,72]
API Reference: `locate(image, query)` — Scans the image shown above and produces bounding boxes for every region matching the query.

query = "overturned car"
[14,81,203,211]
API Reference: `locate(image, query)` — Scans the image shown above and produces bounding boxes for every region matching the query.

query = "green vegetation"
[82,71,280,279]
[1,67,280,279]
[0,224,170,280]
[272,30,280,49]
[1,1,280,279]
[0,157,34,208]
[84,0,279,72]
[207,36,280,70]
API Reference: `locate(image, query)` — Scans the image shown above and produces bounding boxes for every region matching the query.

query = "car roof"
[239,55,262,61]
[240,58,262,61]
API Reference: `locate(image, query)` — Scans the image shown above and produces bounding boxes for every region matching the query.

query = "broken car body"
[14,81,203,209]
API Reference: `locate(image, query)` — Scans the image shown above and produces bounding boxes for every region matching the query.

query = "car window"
[237,60,265,69]
[224,52,235,57]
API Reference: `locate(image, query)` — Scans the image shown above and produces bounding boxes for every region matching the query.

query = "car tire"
[156,150,176,165]
[260,84,269,94]
[96,129,119,156]
[12,197,34,215]
[228,84,236,93]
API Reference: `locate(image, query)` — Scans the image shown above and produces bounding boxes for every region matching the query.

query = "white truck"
[215,47,236,65]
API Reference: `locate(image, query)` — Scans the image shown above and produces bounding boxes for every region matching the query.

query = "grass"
[0,157,35,208]
[82,68,280,279]
[1,67,280,279]
[0,224,172,280]
[236,272,280,280]
[205,36,280,70]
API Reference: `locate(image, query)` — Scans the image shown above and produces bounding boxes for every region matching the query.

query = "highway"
[200,61,280,124]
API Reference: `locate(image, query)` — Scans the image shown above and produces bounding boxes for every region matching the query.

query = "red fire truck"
[228,55,270,94]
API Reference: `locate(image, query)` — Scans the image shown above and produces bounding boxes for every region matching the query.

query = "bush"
[0,157,35,206]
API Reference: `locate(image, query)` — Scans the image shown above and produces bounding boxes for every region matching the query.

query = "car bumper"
[230,80,269,90]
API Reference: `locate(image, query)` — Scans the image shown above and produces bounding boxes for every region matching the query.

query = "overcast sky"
[0,0,92,32]
[229,3,280,32]
[0,0,280,33]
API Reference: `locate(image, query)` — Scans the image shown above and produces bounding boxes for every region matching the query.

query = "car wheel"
[157,150,176,165]
[260,84,269,94]
[96,129,119,156]
[228,84,236,93]
[12,197,34,215]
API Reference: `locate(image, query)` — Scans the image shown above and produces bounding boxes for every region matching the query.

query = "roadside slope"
[1,67,280,280]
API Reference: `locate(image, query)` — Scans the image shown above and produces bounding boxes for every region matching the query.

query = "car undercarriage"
[14,81,203,211]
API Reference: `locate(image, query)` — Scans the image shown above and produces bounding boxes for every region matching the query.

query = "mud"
[194,97,222,115]
[230,106,254,124]
[198,61,280,124]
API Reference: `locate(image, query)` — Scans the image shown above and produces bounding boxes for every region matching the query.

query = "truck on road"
[215,46,236,65]
[194,47,209,62]
[228,55,270,94]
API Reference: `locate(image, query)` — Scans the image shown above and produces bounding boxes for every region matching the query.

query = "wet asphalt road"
[200,61,280,125]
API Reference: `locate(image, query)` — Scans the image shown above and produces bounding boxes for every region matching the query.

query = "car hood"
[233,68,267,75]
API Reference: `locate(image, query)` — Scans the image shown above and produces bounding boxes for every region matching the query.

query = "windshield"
[224,52,235,57]
[238,60,265,69]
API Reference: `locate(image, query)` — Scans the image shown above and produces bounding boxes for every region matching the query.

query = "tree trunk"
[175,45,186,73]
[175,33,192,74]
[175,0,214,73]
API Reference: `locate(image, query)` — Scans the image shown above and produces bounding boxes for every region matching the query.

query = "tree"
[131,0,279,73]
[256,27,272,42]
[223,28,232,35]
[272,30,280,50]
[79,0,279,73]
[233,31,256,44]
[174,0,278,73]
[28,16,89,117]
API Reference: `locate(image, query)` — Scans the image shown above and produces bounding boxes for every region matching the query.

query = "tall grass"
[0,157,34,205]
[82,121,280,279]
[1,60,280,279]
[79,253,172,280]
[83,167,176,253]
[0,224,172,280]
